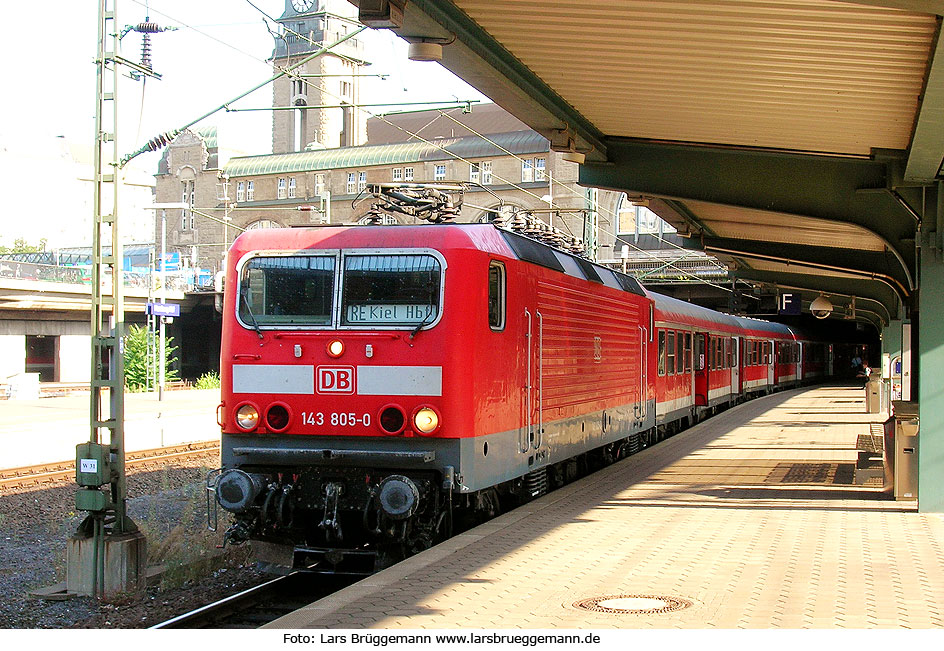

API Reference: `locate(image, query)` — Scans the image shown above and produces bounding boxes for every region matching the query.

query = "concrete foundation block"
[66,530,147,599]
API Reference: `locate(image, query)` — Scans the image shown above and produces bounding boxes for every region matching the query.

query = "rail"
[0,440,220,490]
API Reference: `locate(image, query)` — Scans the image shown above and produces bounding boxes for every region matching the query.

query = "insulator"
[141,32,152,69]
[136,21,164,34]
[145,130,179,152]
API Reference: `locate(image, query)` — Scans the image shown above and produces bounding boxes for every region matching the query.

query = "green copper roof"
[224,130,549,177]
[196,126,217,150]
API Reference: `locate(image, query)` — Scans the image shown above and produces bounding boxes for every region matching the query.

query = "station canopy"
[361,0,944,331]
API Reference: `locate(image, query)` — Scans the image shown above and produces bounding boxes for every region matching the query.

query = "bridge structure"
[359,0,944,511]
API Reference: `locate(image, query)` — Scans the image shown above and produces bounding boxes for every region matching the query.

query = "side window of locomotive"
[658,331,666,376]
[341,254,442,327]
[684,332,693,372]
[239,255,336,326]
[488,261,506,331]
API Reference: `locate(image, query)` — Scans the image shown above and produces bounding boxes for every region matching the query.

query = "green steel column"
[919,232,944,512]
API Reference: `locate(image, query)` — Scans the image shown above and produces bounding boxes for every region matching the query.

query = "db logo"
[317,366,355,394]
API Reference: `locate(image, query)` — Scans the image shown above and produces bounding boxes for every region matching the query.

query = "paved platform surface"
[0,389,221,470]
[267,385,944,629]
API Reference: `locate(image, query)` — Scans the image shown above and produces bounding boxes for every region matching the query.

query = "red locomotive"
[210,220,836,573]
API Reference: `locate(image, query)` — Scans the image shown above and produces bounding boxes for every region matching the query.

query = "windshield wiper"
[409,306,436,340]
[240,287,264,340]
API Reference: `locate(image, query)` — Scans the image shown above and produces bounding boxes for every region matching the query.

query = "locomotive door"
[636,326,648,423]
[694,333,708,406]
[521,308,544,453]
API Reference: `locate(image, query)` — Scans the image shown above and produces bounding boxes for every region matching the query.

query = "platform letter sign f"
[779,293,801,316]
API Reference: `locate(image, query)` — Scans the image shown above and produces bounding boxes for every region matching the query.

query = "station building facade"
[153,103,622,277]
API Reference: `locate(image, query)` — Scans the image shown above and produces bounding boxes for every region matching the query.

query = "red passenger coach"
[212,224,655,572]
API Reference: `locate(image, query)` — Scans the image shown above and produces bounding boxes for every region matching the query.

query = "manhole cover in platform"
[573,594,692,615]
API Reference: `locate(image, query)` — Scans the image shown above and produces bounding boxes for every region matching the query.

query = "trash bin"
[887,401,919,501]
[865,370,883,413]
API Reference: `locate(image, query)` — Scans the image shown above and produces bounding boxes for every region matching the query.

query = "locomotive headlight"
[413,407,440,434]
[326,339,345,358]
[236,404,260,431]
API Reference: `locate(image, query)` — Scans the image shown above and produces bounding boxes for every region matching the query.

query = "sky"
[0,0,489,246]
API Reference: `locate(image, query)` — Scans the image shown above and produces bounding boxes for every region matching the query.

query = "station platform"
[0,389,221,470]
[266,385,944,629]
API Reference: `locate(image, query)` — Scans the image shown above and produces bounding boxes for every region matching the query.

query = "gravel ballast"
[0,456,267,629]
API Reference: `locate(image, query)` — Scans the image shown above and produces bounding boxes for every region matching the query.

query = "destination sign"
[346,304,434,324]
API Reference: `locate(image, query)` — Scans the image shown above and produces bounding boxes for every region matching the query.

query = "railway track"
[0,440,221,490]
[152,571,355,629]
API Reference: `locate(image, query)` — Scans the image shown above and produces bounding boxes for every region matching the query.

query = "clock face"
[292,0,315,12]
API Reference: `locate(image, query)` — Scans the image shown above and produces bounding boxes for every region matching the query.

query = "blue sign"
[147,302,180,317]
[779,293,801,315]
[161,252,180,272]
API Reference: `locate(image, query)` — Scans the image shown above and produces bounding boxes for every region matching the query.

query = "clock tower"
[272,0,369,153]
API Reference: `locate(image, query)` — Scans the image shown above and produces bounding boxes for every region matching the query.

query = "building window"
[404,167,414,182]
[181,180,194,230]
[340,80,351,99]
[357,214,398,225]
[315,173,325,196]
[435,164,446,181]
[481,161,492,184]
[236,181,245,202]
[470,162,480,183]
[521,159,533,182]
[358,171,367,192]
[246,180,254,201]
[392,168,403,182]
[288,177,296,199]
[535,158,546,181]
[278,177,287,199]
[347,173,357,194]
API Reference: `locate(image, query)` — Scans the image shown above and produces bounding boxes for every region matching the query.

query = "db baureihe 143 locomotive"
[209,185,837,573]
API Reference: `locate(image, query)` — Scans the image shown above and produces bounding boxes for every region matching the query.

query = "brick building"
[154,1,620,279]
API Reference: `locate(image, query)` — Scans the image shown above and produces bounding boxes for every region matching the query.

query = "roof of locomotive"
[229,223,516,257]
[229,223,648,296]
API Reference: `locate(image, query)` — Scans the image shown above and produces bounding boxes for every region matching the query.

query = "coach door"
[731,336,740,394]
[767,340,775,386]
[694,333,708,406]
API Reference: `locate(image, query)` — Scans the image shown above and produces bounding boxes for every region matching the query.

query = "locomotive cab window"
[488,261,506,331]
[239,255,336,326]
[341,254,442,327]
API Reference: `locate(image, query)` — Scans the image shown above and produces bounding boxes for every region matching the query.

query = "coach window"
[666,331,676,375]
[341,254,442,327]
[658,331,666,376]
[488,261,506,330]
[676,330,684,374]
[684,332,693,372]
